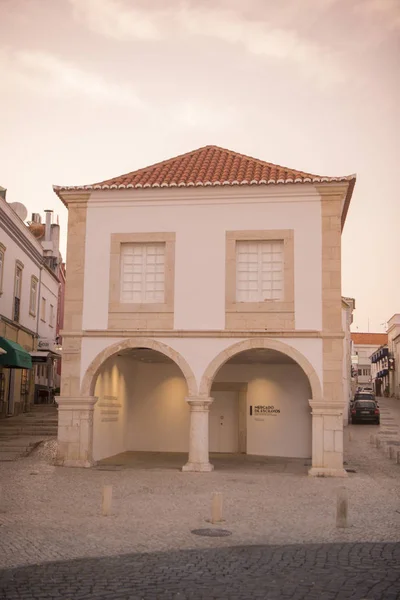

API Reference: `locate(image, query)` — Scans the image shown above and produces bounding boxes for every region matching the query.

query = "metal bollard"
[336,487,348,528]
[389,446,396,460]
[211,492,223,524]
[397,451,400,465]
[375,437,381,449]
[370,434,375,445]
[102,485,113,516]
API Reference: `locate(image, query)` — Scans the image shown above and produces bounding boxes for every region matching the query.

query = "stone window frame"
[29,275,39,317]
[225,229,295,325]
[109,232,175,316]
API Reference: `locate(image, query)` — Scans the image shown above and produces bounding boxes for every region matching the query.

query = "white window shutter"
[120,243,165,303]
[236,240,284,302]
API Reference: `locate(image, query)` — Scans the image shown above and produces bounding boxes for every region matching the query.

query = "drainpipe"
[35,266,42,404]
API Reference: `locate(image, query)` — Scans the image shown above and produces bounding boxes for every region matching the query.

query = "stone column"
[182,396,214,472]
[308,401,348,477]
[55,396,97,468]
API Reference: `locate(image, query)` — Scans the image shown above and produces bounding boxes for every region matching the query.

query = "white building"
[342,297,355,424]
[351,332,388,391]
[54,145,356,476]
[387,314,400,398]
[0,191,62,416]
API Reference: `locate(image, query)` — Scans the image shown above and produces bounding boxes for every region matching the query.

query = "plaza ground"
[0,398,399,574]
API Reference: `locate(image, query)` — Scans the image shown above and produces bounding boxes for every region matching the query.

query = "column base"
[308,467,348,478]
[55,456,96,468]
[182,461,214,472]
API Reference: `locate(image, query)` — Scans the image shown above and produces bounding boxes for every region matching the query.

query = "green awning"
[0,337,32,369]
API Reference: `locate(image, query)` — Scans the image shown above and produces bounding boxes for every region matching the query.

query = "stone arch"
[81,337,198,397]
[199,338,323,403]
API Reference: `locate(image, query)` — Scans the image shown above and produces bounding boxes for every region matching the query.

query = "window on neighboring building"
[0,243,5,295]
[13,261,23,322]
[120,243,165,304]
[41,297,46,322]
[29,276,38,316]
[49,304,54,327]
[358,369,362,376]
[236,240,284,302]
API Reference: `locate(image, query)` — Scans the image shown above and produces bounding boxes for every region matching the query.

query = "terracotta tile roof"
[351,333,388,346]
[53,145,356,224]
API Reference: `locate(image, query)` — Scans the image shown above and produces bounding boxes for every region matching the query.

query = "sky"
[0,0,399,333]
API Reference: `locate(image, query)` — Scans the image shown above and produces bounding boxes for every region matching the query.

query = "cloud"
[0,49,142,108]
[353,0,400,30]
[69,0,162,40]
[69,0,345,86]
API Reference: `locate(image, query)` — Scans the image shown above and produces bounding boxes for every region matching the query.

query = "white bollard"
[211,492,223,524]
[102,484,113,516]
[336,487,348,528]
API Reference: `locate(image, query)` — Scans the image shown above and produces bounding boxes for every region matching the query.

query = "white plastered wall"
[213,364,312,458]
[93,355,130,461]
[81,335,323,401]
[82,186,322,332]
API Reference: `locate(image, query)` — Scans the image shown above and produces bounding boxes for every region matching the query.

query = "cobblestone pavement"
[1,542,399,599]
[0,402,399,581]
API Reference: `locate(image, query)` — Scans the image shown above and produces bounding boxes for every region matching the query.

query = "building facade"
[54,145,356,476]
[351,332,388,390]
[342,297,355,424]
[0,192,62,416]
[387,314,400,398]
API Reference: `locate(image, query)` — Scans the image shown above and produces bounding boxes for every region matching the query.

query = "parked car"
[350,400,380,424]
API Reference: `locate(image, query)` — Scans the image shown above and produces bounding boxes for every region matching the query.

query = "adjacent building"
[371,314,400,398]
[0,191,63,417]
[54,145,356,476]
[351,332,388,390]
[342,297,355,424]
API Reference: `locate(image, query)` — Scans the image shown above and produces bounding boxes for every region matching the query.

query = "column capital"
[309,400,344,414]
[185,396,213,411]
[56,396,98,411]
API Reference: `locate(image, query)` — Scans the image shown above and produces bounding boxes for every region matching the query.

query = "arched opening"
[90,345,193,462]
[202,341,320,460]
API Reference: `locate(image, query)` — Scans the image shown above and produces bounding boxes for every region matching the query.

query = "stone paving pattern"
[0,398,399,598]
[1,542,399,599]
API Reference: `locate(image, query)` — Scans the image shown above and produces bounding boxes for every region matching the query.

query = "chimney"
[0,187,6,200]
[44,210,53,242]
[31,213,41,224]
[51,223,60,255]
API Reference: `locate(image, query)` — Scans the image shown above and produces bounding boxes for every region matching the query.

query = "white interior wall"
[214,364,312,458]
[93,355,130,461]
[126,362,189,452]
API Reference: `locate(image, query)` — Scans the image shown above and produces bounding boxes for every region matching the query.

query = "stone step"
[0,452,22,461]
[0,430,57,437]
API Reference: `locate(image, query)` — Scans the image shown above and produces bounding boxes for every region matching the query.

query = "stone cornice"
[0,207,43,266]
[62,329,345,339]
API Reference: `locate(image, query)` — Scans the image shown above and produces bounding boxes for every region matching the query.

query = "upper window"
[120,243,165,304]
[14,262,23,299]
[236,240,284,302]
[0,243,5,295]
[41,297,47,322]
[29,276,38,316]
[49,304,54,327]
